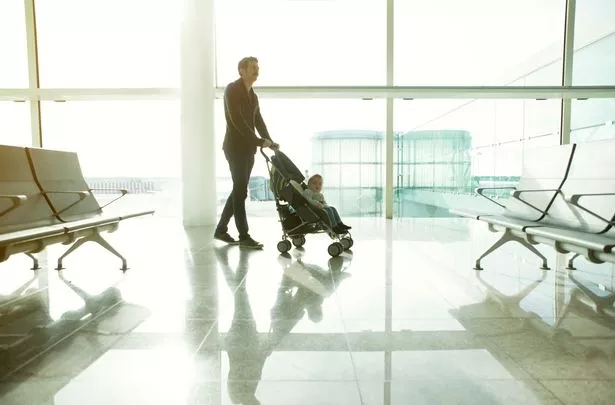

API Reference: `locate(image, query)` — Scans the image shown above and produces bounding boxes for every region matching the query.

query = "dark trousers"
[216,150,255,240]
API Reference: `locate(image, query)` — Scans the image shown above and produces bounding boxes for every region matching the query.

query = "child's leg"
[323,207,339,227]
[330,206,350,229]
[330,206,342,224]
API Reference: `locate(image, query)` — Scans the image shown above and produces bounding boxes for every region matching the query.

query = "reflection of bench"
[0,145,154,271]
[452,139,615,271]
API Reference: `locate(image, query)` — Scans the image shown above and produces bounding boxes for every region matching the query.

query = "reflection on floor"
[0,216,614,405]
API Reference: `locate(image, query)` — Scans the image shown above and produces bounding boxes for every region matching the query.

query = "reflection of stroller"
[260,148,354,257]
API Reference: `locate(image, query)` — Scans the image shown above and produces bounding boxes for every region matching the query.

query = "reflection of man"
[215,246,267,405]
[214,56,279,249]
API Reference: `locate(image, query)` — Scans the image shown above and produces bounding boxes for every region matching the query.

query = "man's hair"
[238,56,258,74]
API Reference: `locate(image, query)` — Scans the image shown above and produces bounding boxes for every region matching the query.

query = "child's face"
[310,178,323,192]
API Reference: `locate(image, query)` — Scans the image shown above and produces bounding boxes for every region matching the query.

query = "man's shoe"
[239,237,264,249]
[214,232,238,244]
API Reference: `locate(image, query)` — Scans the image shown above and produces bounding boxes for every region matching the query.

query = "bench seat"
[1,144,155,271]
[526,226,615,253]
[477,215,540,231]
[452,139,615,270]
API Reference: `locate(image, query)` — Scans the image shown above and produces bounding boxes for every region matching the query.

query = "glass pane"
[214,0,386,86]
[394,99,561,217]
[571,99,615,143]
[0,101,31,146]
[41,100,181,217]
[0,1,28,87]
[35,0,180,88]
[573,0,615,85]
[394,0,566,85]
[214,99,385,217]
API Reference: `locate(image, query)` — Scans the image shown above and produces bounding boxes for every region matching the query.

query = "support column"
[24,0,42,147]
[560,0,576,145]
[385,0,394,219]
[181,0,217,227]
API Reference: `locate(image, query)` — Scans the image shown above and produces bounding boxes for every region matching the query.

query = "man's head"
[238,56,259,84]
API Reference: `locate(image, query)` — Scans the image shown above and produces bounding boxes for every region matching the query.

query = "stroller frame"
[260,148,353,257]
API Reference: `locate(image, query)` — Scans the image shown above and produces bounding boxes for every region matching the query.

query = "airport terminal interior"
[1,0,615,404]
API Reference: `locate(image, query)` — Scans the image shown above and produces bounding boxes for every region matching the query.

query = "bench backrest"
[542,139,615,234]
[504,143,575,222]
[0,145,60,233]
[26,147,102,222]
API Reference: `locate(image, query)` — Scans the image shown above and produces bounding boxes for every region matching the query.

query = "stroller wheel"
[328,242,343,257]
[292,235,306,247]
[277,240,292,254]
[340,237,353,250]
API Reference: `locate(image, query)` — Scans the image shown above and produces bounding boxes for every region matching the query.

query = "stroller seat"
[262,148,354,257]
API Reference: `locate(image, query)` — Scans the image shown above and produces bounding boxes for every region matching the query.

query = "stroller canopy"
[270,150,305,196]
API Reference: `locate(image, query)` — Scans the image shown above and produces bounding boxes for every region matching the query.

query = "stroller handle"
[260,146,278,162]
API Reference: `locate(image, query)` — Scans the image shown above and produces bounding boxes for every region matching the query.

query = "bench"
[451,138,615,271]
[0,144,154,272]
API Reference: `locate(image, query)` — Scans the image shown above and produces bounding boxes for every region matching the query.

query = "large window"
[570,1,615,143]
[571,99,615,143]
[394,0,566,85]
[35,0,180,88]
[40,100,181,217]
[0,102,31,147]
[393,98,561,217]
[214,99,385,217]
[0,1,28,88]
[214,0,386,86]
[572,0,615,85]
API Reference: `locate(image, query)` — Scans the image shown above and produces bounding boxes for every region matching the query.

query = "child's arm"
[303,189,323,208]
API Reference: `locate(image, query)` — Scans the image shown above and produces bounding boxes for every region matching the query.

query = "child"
[303,174,351,234]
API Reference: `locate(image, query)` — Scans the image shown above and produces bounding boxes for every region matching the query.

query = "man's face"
[241,61,259,82]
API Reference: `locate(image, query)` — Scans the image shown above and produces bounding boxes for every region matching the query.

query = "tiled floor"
[0,215,614,404]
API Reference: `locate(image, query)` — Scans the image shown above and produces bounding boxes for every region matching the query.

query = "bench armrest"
[90,188,129,210]
[476,187,516,209]
[90,188,129,195]
[44,190,89,198]
[511,188,562,215]
[43,190,90,219]
[566,192,615,226]
[0,194,28,218]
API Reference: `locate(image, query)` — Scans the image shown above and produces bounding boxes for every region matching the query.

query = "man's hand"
[262,139,273,148]
[271,142,280,151]
[315,202,323,209]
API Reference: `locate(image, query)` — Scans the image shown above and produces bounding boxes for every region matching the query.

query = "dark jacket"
[222,78,272,155]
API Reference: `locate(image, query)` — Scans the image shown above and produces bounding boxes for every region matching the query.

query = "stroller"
[260,148,354,257]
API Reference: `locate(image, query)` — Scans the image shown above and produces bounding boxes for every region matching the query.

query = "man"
[214,56,278,249]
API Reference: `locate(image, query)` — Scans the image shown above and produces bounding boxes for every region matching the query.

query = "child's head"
[307,174,323,192]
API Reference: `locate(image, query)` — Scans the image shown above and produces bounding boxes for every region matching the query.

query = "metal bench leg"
[566,253,581,270]
[520,239,551,270]
[56,232,128,272]
[474,230,549,271]
[24,253,40,270]
[474,231,513,270]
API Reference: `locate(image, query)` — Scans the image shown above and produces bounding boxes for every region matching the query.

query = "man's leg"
[229,153,262,248]
[214,150,239,244]
[216,193,234,233]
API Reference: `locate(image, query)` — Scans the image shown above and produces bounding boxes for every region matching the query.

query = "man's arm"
[255,106,272,141]
[225,86,267,148]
